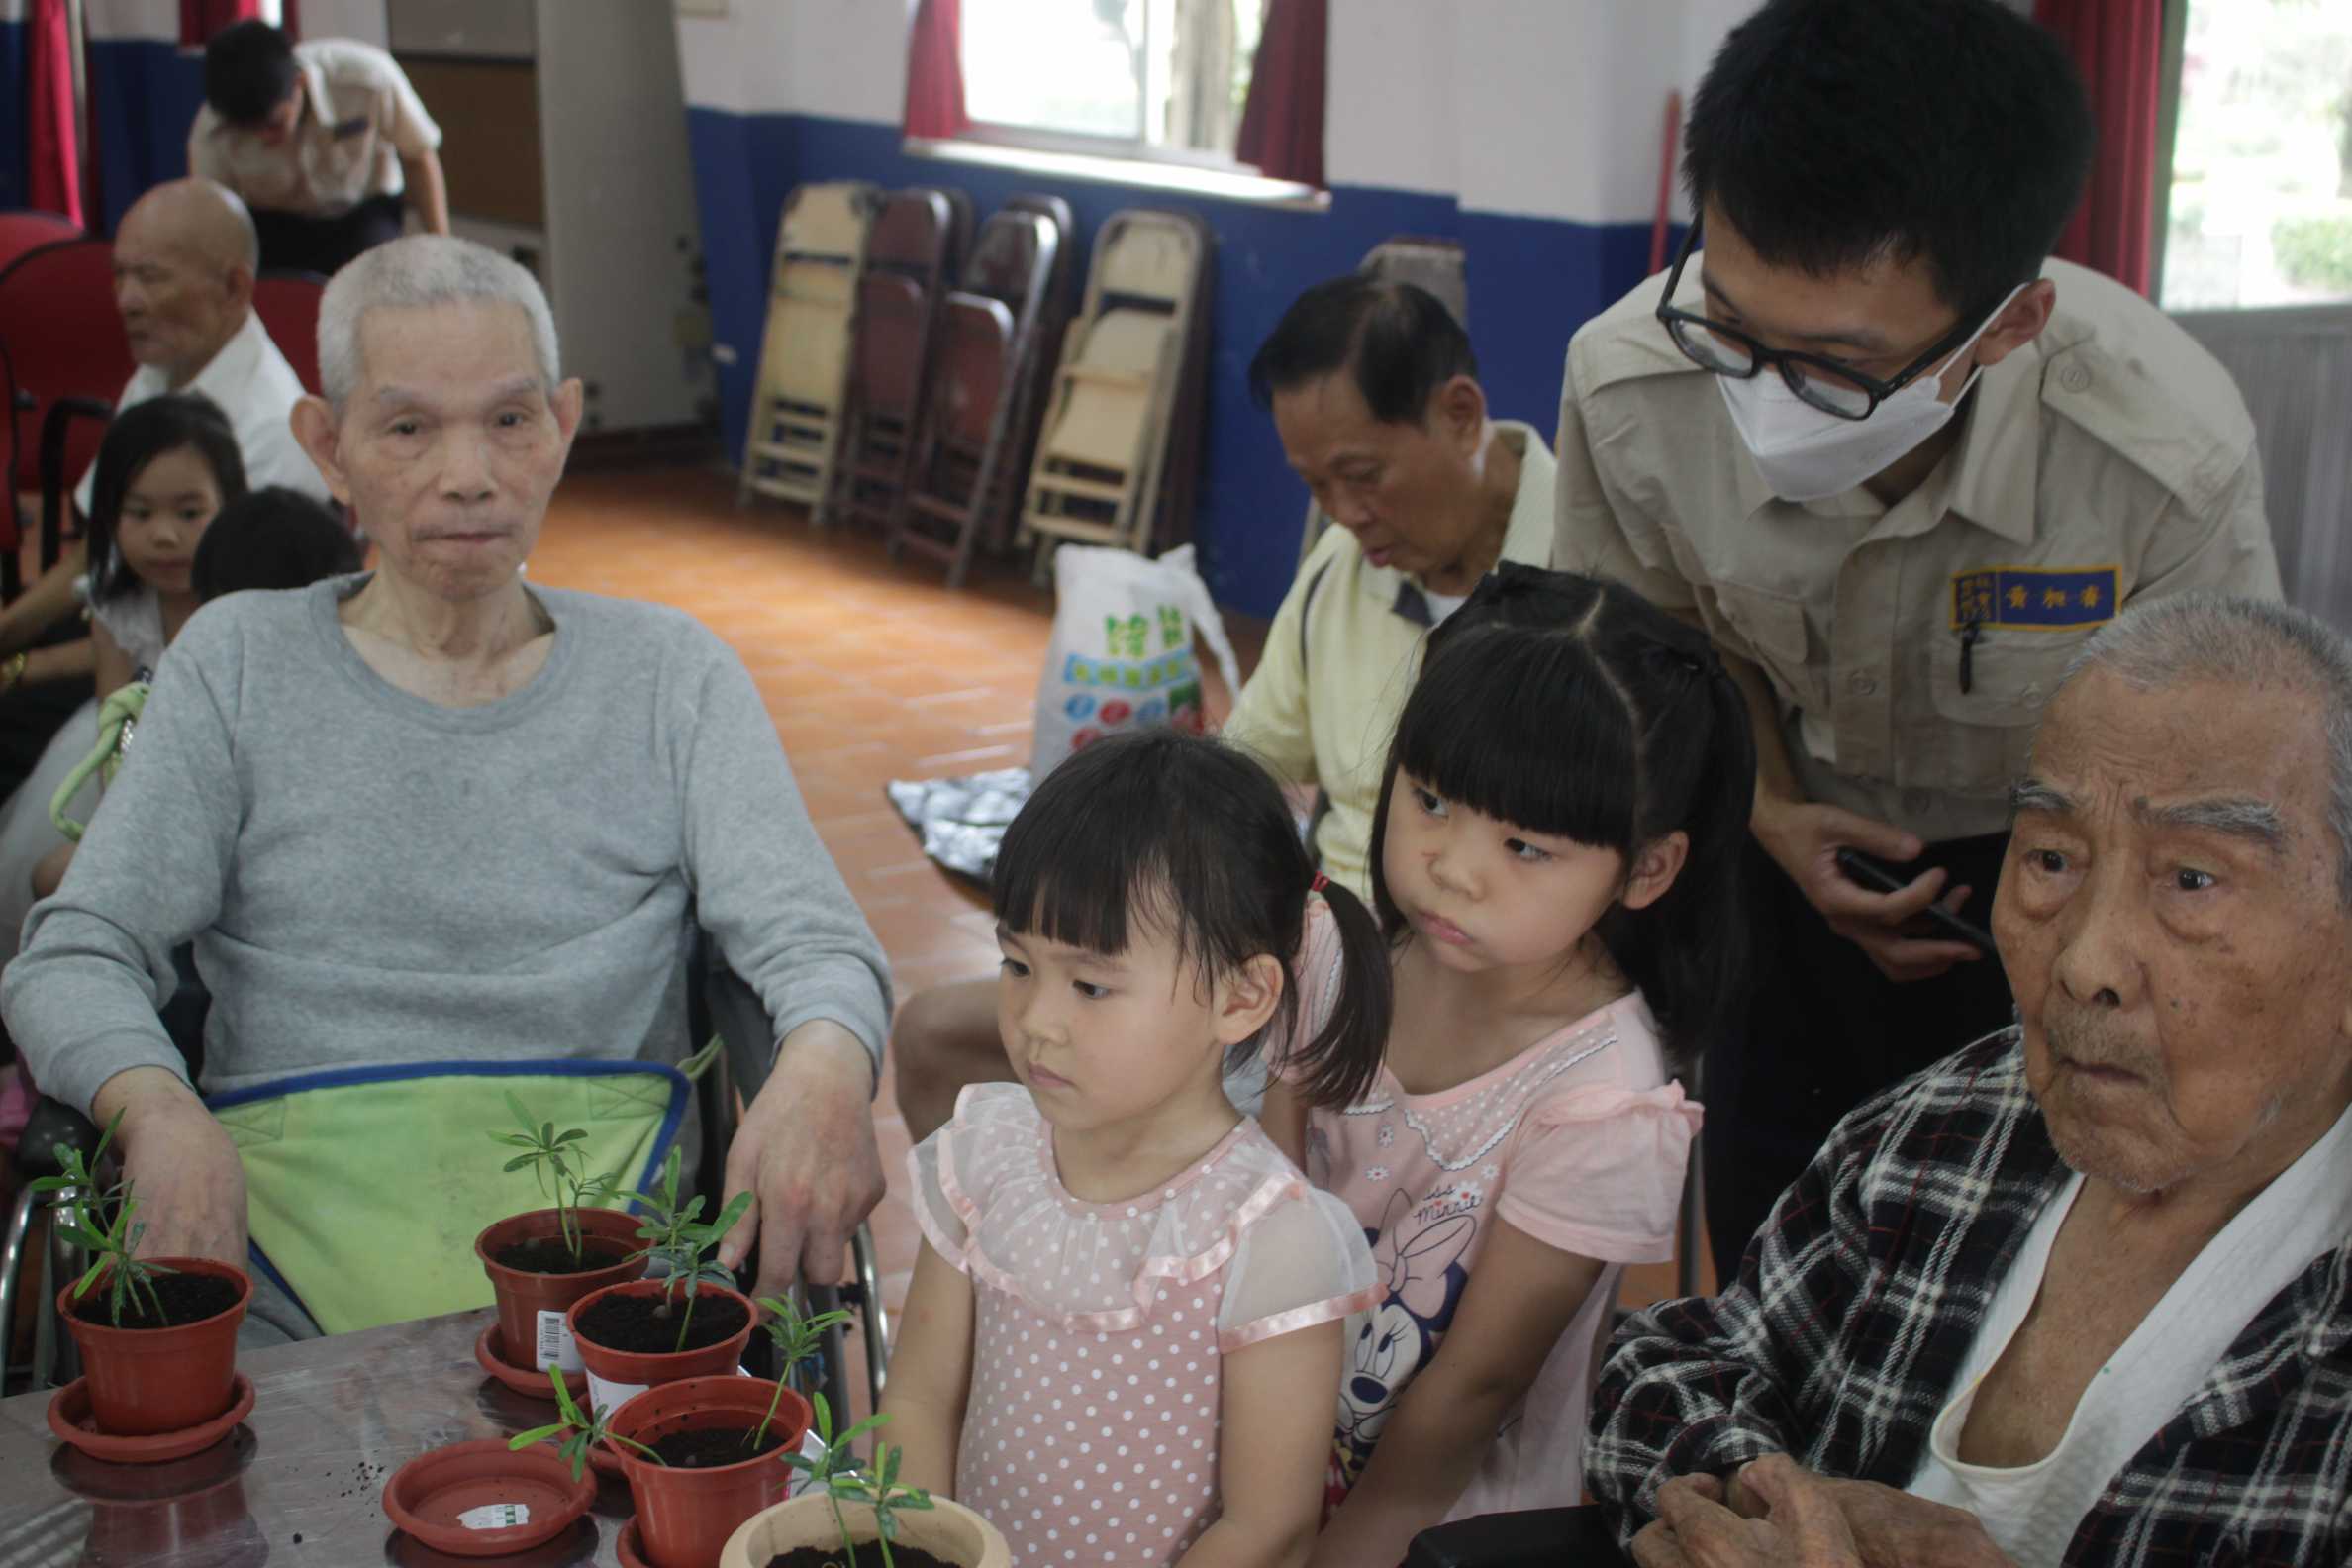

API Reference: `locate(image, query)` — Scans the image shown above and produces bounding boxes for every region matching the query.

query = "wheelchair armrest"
[12,1094,99,1183]
[1405,1505,1628,1568]
[701,959,780,1104]
[39,396,111,570]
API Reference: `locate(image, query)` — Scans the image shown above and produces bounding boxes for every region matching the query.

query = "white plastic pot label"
[784,1429,828,1498]
[458,1504,531,1530]
[584,1370,649,1418]
[535,1310,582,1373]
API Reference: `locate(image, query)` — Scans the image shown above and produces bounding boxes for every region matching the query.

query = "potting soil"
[766,1549,959,1568]
[69,1272,242,1329]
[574,1290,750,1353]
[491,1236,632,1275]
[645,1423,787,1468]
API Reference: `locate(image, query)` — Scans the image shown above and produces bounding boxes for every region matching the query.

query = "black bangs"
[992,753,1174,962]
[1391,626,1641,852]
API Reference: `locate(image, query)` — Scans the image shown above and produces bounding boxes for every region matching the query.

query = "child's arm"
[1176,1319,1343,1568]
[875,1238,974,1498]
[92,617,133,703]
[1257,1076,1308,1167]
[1307,1222,1605,1567]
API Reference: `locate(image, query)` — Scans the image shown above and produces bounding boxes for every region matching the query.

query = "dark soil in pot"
[490,1236,633,1275]
[69,1273,242,1330]
[643,1422,786,1469]
[575,1289,749,1354]
[767,1551,960,1568]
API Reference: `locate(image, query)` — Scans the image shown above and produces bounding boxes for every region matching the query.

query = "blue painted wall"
[0,18,26,212]
[689,111,1669,618]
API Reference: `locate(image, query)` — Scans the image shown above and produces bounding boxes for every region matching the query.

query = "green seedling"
[630,1146,754,1352]
[28,1110,174,1327]
[779,1393,897,1568]
[824,1441,934,1568]
[749,1294,854,1449]
[508,1367,662,1482]
[489,1091,623,1266]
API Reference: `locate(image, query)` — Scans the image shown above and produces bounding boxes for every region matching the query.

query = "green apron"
[207,1058,696,1335]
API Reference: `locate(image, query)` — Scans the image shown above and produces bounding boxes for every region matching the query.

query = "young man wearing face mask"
[1553,0,2281,1281]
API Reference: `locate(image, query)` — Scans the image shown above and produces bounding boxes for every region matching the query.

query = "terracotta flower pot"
[59,1258,249,1437]
[608,1376,811,1568]
[475,1207,646,1377]
[566,1278,756,1417]
[719,1492,1013,1568]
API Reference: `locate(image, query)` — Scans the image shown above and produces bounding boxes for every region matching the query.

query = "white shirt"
[1907,1102,2352,1561]
[189,39,441,217]
[75,309,329,516]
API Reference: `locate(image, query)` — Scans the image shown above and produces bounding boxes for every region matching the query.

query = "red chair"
[0,210,82,278]
[0,238,129,581]
[252,269,327,397]
[842,190,956,536]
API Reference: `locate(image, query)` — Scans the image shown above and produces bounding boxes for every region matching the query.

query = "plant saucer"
[472,1321,590,1404]
[617,1518,656,1568]
[382,1437,594,1558]
[48,1373,254,1465]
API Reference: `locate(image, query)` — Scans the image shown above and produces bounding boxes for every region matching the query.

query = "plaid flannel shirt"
[1589,1030,2352,1565]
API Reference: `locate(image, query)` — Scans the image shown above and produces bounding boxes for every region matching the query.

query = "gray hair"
[318,235,559,411]
[2059,592,2352,905]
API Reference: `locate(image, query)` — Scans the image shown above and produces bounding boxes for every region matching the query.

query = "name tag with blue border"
[1950,567,2119,630]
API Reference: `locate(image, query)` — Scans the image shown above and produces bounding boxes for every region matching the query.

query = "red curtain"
[281,0,301,41]
[2035,0,2162,296]
[1236,0,1327,188]
[179,0,261,48]
[27,0,83,227]
[904,0,969,142]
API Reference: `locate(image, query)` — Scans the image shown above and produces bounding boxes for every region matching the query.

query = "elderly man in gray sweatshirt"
[2,236,891,1342]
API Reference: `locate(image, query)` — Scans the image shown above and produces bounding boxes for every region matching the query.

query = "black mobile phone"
[1833,847,1997,955]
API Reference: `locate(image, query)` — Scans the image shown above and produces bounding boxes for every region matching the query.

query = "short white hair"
[2058,592,2352,906]
[318,235,559,411]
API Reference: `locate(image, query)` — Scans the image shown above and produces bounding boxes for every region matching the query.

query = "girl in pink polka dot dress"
[882,730,1392,1566]
[1259,568,1753,1565]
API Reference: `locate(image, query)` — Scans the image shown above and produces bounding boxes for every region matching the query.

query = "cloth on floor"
[884,768,1031,887]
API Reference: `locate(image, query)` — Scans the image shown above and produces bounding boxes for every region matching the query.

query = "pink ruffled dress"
[1280,901,1702,1519]
[910,1083,1379,1566]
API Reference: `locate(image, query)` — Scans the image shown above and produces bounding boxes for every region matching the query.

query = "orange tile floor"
[526,464,1708,1414]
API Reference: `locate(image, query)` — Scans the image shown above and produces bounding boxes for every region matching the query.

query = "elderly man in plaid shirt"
[1592,593,2352,1568]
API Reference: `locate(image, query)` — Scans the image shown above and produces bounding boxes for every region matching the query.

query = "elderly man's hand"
[715,1020,883,1297]
[89,1066,248,1266]
[1753,800,1985,983]
[1632,1462,1863,1568]
[1815,1475,2016,1568]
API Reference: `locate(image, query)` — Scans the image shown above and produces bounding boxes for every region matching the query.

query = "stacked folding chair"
[738,181,878,525]
[1297,236,1471,567]
[1016,210,1215,569]
[840,189,959,537]
[888,202,1064,589]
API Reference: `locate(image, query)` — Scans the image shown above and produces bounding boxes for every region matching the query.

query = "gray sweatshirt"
[4,576,892,1115]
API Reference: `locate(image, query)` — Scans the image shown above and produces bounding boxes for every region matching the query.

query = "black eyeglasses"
[1655,222,2004,421]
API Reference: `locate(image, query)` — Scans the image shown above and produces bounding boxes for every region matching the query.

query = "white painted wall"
[302,0,389,49]
[671,0,1765,225]
[80,0,386,47]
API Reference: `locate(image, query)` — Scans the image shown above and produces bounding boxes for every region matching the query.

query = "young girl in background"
[1262,565,1756,1565]
[0,395,246,953]
[884,729,1393,1567]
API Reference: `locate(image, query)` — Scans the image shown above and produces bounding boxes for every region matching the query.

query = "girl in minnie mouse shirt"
[1259,567,1755,1565]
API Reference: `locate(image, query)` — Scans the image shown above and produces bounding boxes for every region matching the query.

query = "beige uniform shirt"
[1555,257,2279,843]
[1225,422,1559,896]
[188,40,441,218]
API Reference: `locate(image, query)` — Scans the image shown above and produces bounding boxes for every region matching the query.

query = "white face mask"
[1716,284,2024,503]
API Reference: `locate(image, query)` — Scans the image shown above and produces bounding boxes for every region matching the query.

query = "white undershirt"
[1422,588,1471,625]
[1907,1101,2352,1563]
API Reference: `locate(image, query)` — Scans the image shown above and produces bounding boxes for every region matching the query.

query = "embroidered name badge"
[1949,566,2119,630]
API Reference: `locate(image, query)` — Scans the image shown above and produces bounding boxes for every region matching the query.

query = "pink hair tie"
[1311,874,1329,893]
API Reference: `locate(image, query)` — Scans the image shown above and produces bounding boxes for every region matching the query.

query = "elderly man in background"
[0,178,326,788]
[191,20,449,275]
[2,236,890,1343]
[1592,592,2352,1567]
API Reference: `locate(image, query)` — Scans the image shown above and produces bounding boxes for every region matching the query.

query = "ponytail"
[1600,660,1755,1075]
[1280,878,1394,1112]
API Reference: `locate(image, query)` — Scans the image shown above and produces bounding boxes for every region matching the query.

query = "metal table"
[0,1308,629,1567]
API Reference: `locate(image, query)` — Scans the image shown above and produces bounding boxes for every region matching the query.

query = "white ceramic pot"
[718,1492,1012,1568]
